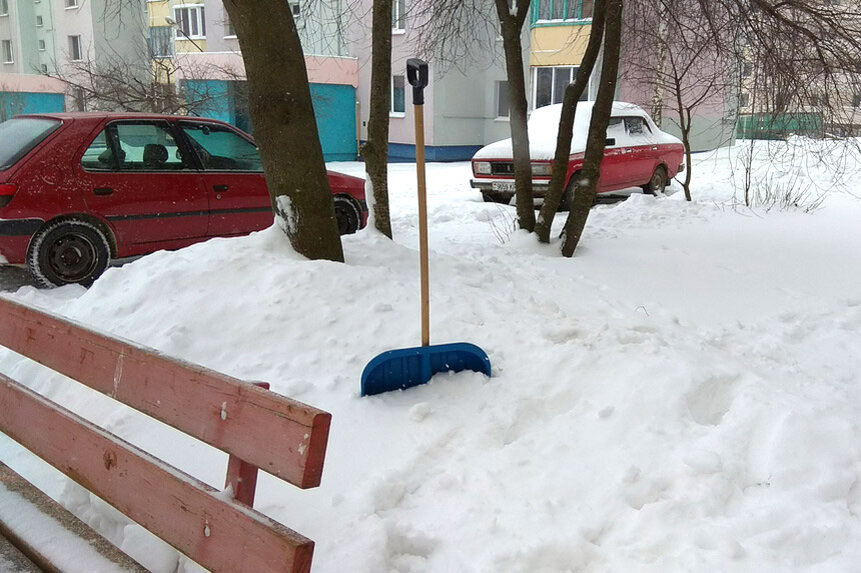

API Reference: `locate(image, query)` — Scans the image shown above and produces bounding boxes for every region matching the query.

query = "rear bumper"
[0,218,42,264]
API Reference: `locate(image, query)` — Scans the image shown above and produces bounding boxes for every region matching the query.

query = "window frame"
[391,74,406,116]
[68,35,83,62]
[531,65,589,109]
[174,4,206,40]
[533,0,594,25]
[392,0,406,33]
[38,39,46,51]
[2,40,13,64]
[0,0,8,17]
[496,80,510,119]
[65,0,79,8]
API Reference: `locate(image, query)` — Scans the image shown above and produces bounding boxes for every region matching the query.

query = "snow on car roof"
[473,101,665,161]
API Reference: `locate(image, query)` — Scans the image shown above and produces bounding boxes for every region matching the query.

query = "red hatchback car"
[0,113,367,288]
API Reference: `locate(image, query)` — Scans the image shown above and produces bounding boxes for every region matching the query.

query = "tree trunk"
[361,0,394,238]
[495,0,535,232]
[222,0,344,262]
[560,0,623,257]
[534,0,607,243]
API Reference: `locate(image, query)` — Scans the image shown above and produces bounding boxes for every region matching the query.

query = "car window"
[606,117,626,142]
[0,117,62,170]
[179,122,263,172]
[623,117,649,136]
[83,122,192,172]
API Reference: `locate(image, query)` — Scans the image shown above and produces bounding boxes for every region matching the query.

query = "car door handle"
[651,146,659,150]
[93,187,114,196]
[213,185,229,192]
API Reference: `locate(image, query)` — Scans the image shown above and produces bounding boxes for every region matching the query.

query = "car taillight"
[0,184,16,208]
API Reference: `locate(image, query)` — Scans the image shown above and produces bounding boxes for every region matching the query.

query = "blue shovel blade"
[361,342,491,396]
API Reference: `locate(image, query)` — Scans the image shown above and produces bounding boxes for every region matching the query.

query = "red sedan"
[471,101,684,204]
[0,113,366,287]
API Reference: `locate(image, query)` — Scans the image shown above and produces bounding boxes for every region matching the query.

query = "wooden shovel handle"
[414,104,430,347]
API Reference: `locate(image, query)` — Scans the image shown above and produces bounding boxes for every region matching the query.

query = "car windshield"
[0,117,62,170]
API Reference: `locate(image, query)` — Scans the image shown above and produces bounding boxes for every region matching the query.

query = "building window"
[36,15,43,26]
[65,0,79,7]
[391,75,405,114]
[41,63,48,74]
[175,5,206,39]
[291,3,301,18]
[2,40,12,63]
[224,15,236,37]
[853,93,861,108]
[739,92,750,107]
[0,0,7,16]
[68,35,82,61]
[496,80,510,118]
[536,0,593,21]
[148,26,173,57]
[533,66,587,108]
[392,0,405,31]
[38,39,46,51]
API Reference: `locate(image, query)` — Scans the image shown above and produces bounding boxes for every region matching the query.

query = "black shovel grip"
[407,58,429,105]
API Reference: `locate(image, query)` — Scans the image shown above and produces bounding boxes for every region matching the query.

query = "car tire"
[643,166,668,195]
[558,173,580,212]
[27,219,111,288]
[334,194,362,235]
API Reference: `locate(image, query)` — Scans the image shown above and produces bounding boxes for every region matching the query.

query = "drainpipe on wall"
[355,99,361,160]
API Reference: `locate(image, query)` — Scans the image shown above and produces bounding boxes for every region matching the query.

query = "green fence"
[736,113,823,140]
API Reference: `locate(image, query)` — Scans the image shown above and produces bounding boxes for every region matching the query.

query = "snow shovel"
[361,58,491,397]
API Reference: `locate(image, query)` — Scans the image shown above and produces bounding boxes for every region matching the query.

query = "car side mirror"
[605,138,616,147]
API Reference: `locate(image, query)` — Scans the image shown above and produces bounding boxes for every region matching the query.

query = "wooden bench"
[0,296,331,572]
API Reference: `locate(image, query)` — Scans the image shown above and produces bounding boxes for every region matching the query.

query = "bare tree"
[361,0,395,238]
[561,0,623,257]
[534,0,608,242]
[623,0,737,201]
[495,0,536,232]
[222,0,344,262]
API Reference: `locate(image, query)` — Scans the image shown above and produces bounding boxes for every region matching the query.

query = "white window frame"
[40,63,48,74]
[0,0,8,17]
[496,80,510,120]
[223,14,236,38]
[68,35,83,62]
[174,5,206,40]
[65,0,79,8]
[532,66,591,109]
[38,39,46,51]
[2,40,13,63]
[291,3,301,18]
[391,74,406,116]
[36,15,44,26]
[392,0,405,33]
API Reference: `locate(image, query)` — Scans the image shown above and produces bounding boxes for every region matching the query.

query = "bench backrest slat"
[0,297,329,489]
[0,375,313,573]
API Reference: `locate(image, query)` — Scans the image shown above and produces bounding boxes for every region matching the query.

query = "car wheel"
[334,194,362,235]
[27,219,111,288]
[643,166,668,195]
[557,173,581,212]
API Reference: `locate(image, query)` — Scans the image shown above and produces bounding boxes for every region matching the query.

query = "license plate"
[491,181,516,192]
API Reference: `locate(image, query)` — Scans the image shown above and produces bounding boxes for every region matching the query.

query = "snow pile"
[1,139,860,572]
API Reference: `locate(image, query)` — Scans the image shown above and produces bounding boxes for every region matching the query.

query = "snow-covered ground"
[1,138,860,572]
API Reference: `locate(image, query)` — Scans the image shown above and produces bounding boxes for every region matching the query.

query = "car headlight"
[531,162,552,176]
[474,161,491,175]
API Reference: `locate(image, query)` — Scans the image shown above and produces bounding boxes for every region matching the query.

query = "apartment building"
[0,0,148,115]
[146,0,359,160]
[0,0,65,117]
